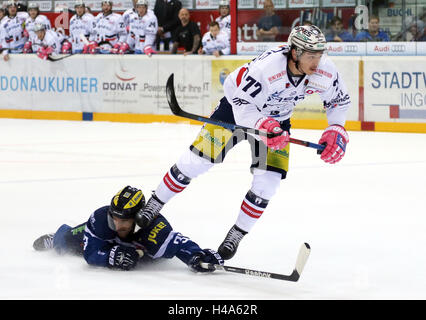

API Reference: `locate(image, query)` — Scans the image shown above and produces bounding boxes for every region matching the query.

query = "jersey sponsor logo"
[148,221,167,244]
[314,68,332,79]
[323,90,350,109]
[268,70,287,83]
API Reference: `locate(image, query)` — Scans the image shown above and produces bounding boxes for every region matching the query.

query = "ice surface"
[1,119,426,300]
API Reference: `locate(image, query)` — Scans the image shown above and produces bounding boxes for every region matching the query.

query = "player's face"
[112,216,135,238]
[75,5,85,16]
[219,6,229,17]
[29,8,38,19]
[210,25,220,37]
[298,51,323,75]
[35,30,45,40]
[136,5,147,16]
[102,2,112,14]
[8,5,17,16]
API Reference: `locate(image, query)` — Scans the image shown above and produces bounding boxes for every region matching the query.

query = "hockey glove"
[318,125,349,164]
[108,245,139,271]
[143,45,155,57]
[23,41,32,53]
[188,249,224,273]
[36,47,53,60]
[83,41,97,54]
[119,42,130,54]
[255,117,290,151]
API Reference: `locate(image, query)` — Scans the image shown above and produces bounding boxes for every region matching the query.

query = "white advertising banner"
[0,55,212,116]
[364,57,426,123]
[327,42,366,56]
[366,42,417,56]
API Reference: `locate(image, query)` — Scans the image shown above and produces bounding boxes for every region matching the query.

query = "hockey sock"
[236,190,269,232]
[155,164,192,203]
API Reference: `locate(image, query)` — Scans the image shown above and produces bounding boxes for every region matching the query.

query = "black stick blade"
[166,73,181,115]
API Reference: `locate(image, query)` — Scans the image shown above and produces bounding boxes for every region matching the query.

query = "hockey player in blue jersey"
[33,186,223,272]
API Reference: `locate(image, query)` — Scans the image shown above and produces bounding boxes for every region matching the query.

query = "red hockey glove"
[143,45,155,57]
[36,47,53,60]
[119,42,130,54]
[318,125,349,164]
[255,117,290,151]
[23,41,32,53]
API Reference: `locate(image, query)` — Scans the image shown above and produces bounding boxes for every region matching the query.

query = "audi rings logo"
[391,44,406,53]
[344,45,358,53]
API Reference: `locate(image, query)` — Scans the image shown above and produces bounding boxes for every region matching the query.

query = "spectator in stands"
[171,8,201,55]
[216,0,231,37]
[325,16,354,42]
[154,0,182,51]
[405,20,425,41]
[256,0,281,42]
[354,15,389,42]
[198,21,230,57]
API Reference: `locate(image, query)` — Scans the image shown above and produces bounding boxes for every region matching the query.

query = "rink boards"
[0,54,425,133]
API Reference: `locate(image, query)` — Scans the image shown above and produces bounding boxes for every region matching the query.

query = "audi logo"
[344,45,358,53]
[391,44,406,52]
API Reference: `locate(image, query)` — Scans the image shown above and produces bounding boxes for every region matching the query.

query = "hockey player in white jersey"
[199,21,230,57]
[69,0,94,53]
[135,25,351,260]
[119,0,157,56]
[24,2,51,41]
[215,0,231,37]
[84,0,126,54]
[1,0,29,60]
[31,23,62,60]
[122,0,138,30]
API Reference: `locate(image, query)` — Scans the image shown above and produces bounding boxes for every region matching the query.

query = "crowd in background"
[0,0,231,60]
[1,0,425,61]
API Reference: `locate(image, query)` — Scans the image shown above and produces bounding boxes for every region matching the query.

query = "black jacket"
[154,0,182,34]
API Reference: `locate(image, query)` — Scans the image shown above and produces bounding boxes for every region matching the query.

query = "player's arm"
[133,214,223,272]
[318,66,351,164]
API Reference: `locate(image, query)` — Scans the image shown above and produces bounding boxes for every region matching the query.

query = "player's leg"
[33,223,86,255]
[136,98,244,229]
[218,123,290,260]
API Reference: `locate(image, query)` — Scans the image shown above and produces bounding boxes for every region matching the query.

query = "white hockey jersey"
[215,14,231,37]
[69,13,94,53]
[201,29,230,55]
[24,14,51,40]
[31,29,62,55]
[126,9,157,52]
[1,12,29,53]
[90,12,126,46]
[122,8,138,28]
[223,45,351,128]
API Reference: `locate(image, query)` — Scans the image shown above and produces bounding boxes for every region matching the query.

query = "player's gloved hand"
[143,45,155,57]
[188,249,224,273]
[110,42,122,54]
[23,28,29,39]
[61,41,72,54]
[255,117,290,151]
[83,41,97,54]
[318,125,349,164]
[36,47,53,60]
[23,41,32,53]
[119,42,130,54]
[108,245,139,271]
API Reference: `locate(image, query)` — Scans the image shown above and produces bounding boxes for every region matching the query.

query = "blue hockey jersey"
[53,205,204,268]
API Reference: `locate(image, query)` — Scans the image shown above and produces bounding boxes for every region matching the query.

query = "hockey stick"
[166,73,325,153]
[47,53,73,62]
[200,243,311,282]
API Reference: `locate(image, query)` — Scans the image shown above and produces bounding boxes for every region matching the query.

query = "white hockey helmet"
[27,2,40,10]
[101,0,113,5]
[33,23,45,32]
[74,0,86,7]
[135,0,148,6]
[6,0,18,8]
[218,0,229,7]
[287,25,327,53]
